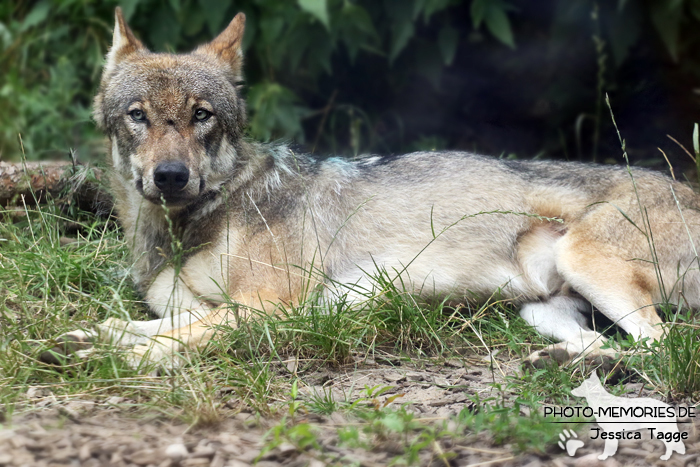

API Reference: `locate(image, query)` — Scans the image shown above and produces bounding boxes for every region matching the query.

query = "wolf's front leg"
[125,305,233,371]
[98,266,211,347]
[96,266,228,371]
[125,289,281,371]
[40,266,215,366]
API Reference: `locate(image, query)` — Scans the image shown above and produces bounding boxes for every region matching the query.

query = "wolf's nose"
[154,162,189,192]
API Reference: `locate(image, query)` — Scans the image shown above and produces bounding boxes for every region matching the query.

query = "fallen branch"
[0,161,111,214]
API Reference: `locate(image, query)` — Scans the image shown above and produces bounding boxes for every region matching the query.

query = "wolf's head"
[94,8,246,207]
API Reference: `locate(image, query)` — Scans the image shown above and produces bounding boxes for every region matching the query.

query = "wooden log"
[0,161,111,214]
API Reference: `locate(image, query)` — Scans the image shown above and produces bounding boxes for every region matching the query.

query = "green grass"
[616,310,700,400]
[257,382,583,464]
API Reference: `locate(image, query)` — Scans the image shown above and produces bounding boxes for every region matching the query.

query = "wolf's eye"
[129,109,146,122]
[194,108,212,122]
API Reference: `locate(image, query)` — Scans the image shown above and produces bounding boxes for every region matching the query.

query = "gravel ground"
[1,359,698,467]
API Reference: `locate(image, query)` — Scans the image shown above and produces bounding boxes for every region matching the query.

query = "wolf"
[45,8,700,372]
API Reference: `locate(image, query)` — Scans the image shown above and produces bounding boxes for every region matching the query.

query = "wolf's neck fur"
[227,141,307,201]
[111,140,317,290]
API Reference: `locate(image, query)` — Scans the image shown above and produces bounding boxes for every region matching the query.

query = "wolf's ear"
[104,7,146,76]
[194,13,246,81]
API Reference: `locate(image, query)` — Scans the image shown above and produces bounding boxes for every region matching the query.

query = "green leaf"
[380,412,405,432]
[168,0,181,13]
[416,42,443,89]
[422,0,452,22]
[471,0,486,28]
[690,0,700,22]
[606,0,641,66]
[339,3,379,62]
[484,5,515,48]
[148,5,181,51]
[198,0,230,35]
[0,22,12,51]
[342,3,377,37]
[120,0,141,22]
[693,123,699,157]
[21,0,50,32]
[413,0,428,20]
[181,7,205,36]
[438,26,459,66]
[385,0,416,62]
[310,34,334,74]
[650,0,682,61]
[284,23,313,72]
[385,0,414,23]
[389,21,414,63]
[298,0,330,30]
[247,83,307,142]
[259,15,285,45]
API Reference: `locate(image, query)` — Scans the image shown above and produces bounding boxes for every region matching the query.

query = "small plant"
[694,123,700,187]
[306,384,340,415]
[623,310,700,400]
[512,365,580,403]
[257,380,321,461]
[457,392,580,454]
[661,314,700,398]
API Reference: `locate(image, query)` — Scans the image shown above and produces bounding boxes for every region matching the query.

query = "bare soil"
[2,358,698,467]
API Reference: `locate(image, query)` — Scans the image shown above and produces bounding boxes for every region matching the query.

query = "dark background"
[1,0,700,179]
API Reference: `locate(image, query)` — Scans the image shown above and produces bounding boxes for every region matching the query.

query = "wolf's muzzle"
[154,162,189,194]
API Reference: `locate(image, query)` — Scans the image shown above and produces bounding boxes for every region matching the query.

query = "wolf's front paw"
[126,342,187,375]
[97,317,131,340]
[39,329,97,365]
[97,317,153,346]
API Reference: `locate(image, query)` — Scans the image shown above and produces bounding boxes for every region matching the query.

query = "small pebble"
[165,443,189,462]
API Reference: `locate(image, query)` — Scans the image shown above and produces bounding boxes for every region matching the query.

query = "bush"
[2,0,700,165]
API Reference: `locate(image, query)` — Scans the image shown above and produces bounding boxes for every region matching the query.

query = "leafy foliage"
[2,0,700,161]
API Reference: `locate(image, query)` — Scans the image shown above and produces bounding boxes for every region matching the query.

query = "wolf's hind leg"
[521,295,614,368]
[556,234,664,342]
